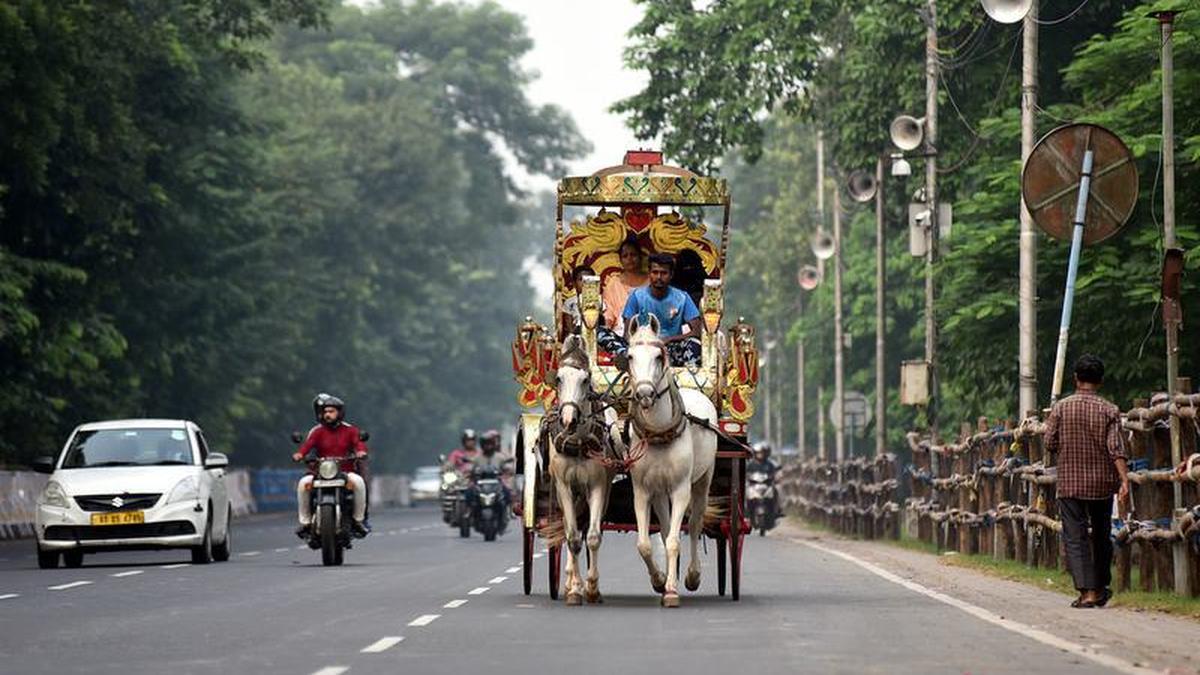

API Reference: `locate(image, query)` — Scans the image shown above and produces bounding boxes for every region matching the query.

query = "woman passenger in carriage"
[563,264,630,363]
[601,234,647,331]
[621,253,702,367]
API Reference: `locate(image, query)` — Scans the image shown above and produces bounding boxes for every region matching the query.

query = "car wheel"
[37,548,60,570]
[191,512,214,565]
[211,506,232,562]
[63,550,84,568]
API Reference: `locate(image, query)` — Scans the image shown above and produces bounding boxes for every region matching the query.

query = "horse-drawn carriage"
[511,151,759,604]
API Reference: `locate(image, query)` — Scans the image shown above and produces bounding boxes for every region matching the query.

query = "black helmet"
[461,428,477,445]
[313,393,345,426]
[481,429,501,455]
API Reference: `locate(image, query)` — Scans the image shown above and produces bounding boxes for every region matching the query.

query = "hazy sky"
[493,0,649,188]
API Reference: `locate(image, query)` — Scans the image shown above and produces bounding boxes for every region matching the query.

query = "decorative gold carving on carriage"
[511,318,558,409]
[723,320,759,422]
[558,175,728,206]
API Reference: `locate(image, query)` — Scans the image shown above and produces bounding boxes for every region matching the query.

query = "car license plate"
[90,511,145,526]
[312,479,345,488]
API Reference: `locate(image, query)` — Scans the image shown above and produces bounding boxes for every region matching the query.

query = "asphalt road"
[0,505,1149,675]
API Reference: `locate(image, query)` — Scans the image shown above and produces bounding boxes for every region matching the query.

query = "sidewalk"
[780,520,1198,675]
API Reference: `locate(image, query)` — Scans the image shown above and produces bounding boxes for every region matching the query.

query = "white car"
[410,465,442,503]
[34,419,232,568]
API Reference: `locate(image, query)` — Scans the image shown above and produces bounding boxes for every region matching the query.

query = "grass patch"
[799,518,1200,621]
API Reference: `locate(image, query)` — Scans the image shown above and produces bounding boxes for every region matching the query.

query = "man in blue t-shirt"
[620,253,703,366]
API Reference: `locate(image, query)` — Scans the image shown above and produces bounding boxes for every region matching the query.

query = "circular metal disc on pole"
[1021,123,1139,245]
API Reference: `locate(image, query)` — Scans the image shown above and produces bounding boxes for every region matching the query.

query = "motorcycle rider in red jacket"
[293,393,370,538]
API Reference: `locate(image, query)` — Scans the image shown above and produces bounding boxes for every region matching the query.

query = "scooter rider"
[748,442,780,516]
[292,393,370,538]
[447,429,479,474]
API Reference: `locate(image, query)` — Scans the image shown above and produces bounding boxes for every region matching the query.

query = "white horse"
[624,315,719,607]
[546,334,615,605]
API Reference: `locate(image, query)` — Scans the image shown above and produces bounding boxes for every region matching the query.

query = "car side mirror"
[205,453,229,469]
[358,430,370,442]
[32,456,55,474]
[291,431,304,444]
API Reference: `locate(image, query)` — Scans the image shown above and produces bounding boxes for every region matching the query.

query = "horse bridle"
[628,338,672,403]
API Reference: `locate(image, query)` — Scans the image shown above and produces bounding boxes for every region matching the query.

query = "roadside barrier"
[0,468,412,539]
[783,392,1200,598]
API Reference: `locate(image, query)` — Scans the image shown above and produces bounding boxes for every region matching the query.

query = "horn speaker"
[847,170,877,203]
[798,265,821,291]
[810,230,835,261]
[889,115,925,152]
[980,0,1032,24]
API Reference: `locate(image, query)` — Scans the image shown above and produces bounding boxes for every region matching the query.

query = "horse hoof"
[685,569,701,592]
[661,593,680,608]
[586,589,603,604]
[565,592,583,606]
[651,573,667,594]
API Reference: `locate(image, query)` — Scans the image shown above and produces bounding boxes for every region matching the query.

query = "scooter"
[747,469,779,536]
[292,430,370,566]
[466,464,509,542]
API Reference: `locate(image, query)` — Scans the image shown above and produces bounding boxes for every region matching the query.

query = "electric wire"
[1135,131,1166,361]
[936,25,1022,174]
[1036,0,1092,26]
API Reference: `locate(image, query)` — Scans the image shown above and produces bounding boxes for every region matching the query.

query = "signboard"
[900,360,930,406]
[830,390,871,434]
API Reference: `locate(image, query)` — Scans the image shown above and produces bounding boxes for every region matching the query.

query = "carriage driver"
[620,253,702,366]
[292,393,370,539]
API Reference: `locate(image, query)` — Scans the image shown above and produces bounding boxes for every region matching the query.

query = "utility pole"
[924,0,940,441]
[833,187,845,463]
[875,157,887,457]
[798,311,806,458]
[1018,1,1039,421]
[763,339,773,445]
[1151,9,1189,597]
[816,132,828,461]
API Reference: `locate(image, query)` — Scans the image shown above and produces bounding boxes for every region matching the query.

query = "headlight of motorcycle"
[41,481,70,509]
[318,459,339,480]
[167,476,199,504]
[442,472,458,488]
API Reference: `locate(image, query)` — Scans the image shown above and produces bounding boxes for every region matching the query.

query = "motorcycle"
[465,464,508,542]
[747,469,778,536]
[439,464,470,537]
[292,430,370,566]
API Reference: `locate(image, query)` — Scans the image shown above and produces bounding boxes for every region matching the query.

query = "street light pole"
[1018,1,1039,421]
[924,0,940,441]
[875,157,887,457]
[816,131,828,461]
[833,187,845,463]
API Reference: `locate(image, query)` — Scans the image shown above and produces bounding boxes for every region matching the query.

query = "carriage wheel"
[716,536,727,597]
[547,544,562,600]
[522,525,534,595]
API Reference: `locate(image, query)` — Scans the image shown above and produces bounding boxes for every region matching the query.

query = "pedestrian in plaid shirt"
[1044,354,1131,609]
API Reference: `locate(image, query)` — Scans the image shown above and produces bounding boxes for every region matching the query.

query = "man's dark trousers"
[1057,497,1114,591]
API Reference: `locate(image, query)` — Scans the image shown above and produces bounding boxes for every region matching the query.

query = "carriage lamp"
[702,279,723,334]
[579,274,602,330]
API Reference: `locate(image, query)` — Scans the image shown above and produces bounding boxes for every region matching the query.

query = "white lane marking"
[387,530,397,536]
[505,566,520,574]
[48,581,92,591]
[360,636,404,653]
[161,563,190,569]
[488,576,507,584]
[467,587,490,595]
[796,539,1154,675]
[111,570,144,578]
[310,668,349,675]
[296,545,308,550]
[399,529,409,534]
[0,594,18,600]
[274,548,290,553]
[239,551,261,557]
[443,599,468,608]
[407,614,440,627]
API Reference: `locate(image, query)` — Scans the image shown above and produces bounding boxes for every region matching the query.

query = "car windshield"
[415,467,440,481]
[61,428,195,468]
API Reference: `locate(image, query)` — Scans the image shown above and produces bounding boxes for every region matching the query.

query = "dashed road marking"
[239,551,261,557]
[274,548,290,553]
[296,545,308,550]
[48,581,92,591]
[443,599,468,608]
[310,667,349,675]
[360,636,404,653]
[111,570,144,578]
[0,594,18,600]
[795,539,1154,675]
[387,531,397,536]
[488,576,508,584]
[408,614,440,627]
[161,563,190,569]
[468,587,490,595]
[505,566,520,573]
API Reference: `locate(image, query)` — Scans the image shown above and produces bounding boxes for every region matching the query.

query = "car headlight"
[41,481,70,509]
[167,476,200,504]
[318,459,339,480]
